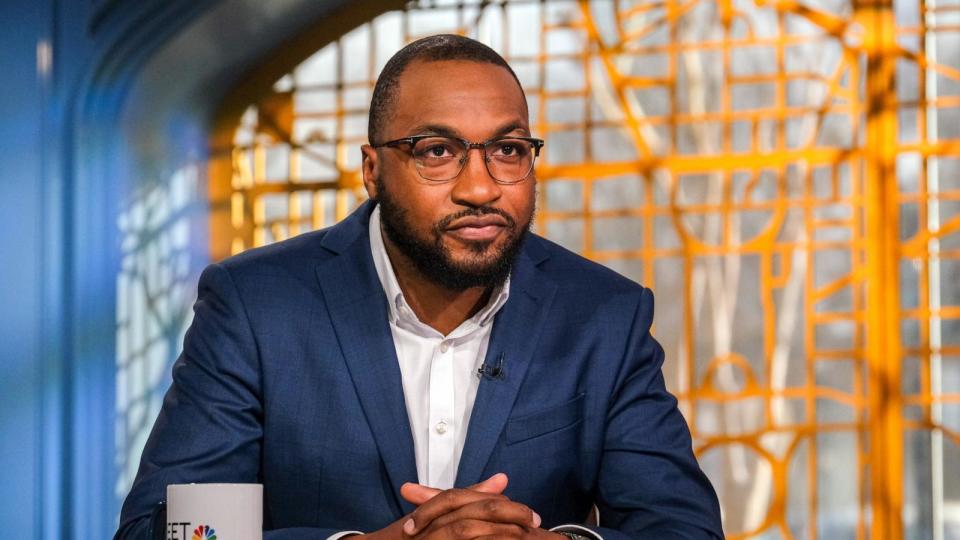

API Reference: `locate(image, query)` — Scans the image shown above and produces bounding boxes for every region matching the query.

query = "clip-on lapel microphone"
[477,352,505,381]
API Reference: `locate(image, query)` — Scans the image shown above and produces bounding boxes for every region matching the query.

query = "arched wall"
[0,1,378,537]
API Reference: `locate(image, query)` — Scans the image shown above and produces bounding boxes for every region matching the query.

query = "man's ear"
[360,144,379,200]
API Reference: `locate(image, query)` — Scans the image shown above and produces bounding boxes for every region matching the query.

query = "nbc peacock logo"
[192,525,217,540]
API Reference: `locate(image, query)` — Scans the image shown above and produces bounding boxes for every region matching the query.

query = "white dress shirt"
[369,204,510,489]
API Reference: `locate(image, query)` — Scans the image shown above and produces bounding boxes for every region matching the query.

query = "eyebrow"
[406,122,531,140]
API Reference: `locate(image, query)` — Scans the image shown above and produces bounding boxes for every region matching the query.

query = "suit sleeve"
[588,287,724,539]
[114,263,345,540]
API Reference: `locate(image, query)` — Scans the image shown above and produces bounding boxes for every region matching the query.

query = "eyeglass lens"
[410,137,537,183]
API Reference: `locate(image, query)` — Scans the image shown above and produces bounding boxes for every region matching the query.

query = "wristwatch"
[557,532,593,540]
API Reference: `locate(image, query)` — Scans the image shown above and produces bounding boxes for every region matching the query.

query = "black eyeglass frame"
[371,135,545,184]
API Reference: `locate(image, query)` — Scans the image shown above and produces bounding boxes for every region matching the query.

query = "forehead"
[386,60,529,139]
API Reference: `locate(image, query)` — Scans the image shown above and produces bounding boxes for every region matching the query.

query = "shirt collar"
[368,204,510,332]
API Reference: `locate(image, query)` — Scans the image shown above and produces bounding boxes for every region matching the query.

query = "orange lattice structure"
[209,1,960,538]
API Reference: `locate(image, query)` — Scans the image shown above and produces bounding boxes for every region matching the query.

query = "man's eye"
[414,141,457,159]
[491,141,528,158]
[427,145,449,157]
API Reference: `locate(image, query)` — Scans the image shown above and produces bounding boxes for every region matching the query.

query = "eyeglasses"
[372,135,545,184]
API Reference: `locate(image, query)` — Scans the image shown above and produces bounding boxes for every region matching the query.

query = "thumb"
[399,482,441,506]
[469,472,508,494]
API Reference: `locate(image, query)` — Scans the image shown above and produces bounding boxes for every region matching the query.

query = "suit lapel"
[314,203,419,514]
[454,240,557,487]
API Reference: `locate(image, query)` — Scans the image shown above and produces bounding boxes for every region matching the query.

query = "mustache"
[436,207,516,231]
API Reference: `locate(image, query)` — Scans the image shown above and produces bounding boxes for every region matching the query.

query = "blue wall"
[0,1,365,536]
[0,1,172,534]
[0,1,49,537]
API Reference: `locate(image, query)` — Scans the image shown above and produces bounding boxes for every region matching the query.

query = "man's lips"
[446,215,509,230]
[444,215,509,241]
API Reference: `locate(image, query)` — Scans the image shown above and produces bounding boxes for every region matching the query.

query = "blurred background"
[1,0,958,538]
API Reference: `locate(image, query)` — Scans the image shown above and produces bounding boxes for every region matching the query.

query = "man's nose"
[449,147,502,207]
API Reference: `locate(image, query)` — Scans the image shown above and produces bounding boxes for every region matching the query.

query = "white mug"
[166,483,263,540]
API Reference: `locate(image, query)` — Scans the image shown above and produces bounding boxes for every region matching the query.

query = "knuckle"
[482,498,501,514]
[450,520,471,537]
[445,489,468,503]
[509,524,527,537]
[435,489,462,507]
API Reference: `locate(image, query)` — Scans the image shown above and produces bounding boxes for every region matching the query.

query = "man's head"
[361,35,537,292]
[367,34,525,145]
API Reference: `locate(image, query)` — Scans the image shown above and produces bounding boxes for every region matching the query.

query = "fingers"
[405,496,540,538]
[414,518,528,540]
[417,496,541,534]
[401,473,530,537]
[400,473,508,507]
[403,489,506,536]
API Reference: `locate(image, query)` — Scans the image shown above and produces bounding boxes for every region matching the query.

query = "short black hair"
[367,34,525,145]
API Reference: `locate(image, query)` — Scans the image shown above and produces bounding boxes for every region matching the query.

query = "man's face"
[362,60,536,290]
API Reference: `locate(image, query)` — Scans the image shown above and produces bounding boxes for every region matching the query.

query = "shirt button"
[435,421,448,434]
[440,341,450,353]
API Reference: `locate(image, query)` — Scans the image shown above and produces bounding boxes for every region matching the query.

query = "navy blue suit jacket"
[116,201,722,539]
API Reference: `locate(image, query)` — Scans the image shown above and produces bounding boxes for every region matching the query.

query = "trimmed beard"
[375,175,530,291]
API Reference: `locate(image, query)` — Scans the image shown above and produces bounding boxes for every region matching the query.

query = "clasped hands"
[361,473,564,540]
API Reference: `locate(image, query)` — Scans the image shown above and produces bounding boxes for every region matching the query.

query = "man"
[116,34,723,539]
